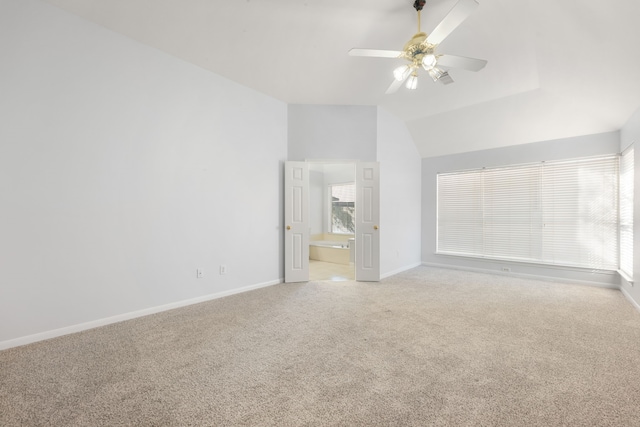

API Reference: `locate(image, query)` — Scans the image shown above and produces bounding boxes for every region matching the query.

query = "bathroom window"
[330,183,355,234]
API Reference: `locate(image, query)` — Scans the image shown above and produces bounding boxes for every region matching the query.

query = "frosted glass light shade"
[422,54,437,70]
[393,65,411,82]
[405,74,418,90]
[427,67,444,81]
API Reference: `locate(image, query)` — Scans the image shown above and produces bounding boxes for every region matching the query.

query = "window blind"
[437,155,620,270]
[619,146,634,278]
[437,170,484,257]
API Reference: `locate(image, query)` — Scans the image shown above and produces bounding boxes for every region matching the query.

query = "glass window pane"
[331,183,355,234]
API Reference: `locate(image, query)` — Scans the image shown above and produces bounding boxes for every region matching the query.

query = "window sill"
[434,251,618,275]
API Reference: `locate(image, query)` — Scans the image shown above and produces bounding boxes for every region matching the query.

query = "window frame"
[619,145,634,281]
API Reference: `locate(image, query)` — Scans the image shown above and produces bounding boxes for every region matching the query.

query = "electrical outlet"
[219,265,227,275]
[197,268,204,278]
[501,267,511,272]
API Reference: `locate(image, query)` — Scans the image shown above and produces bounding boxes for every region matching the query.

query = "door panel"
[356,162,380,281]
[362,233,373,269]
[284,162,309,282]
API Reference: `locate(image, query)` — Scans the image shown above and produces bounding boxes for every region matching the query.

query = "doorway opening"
[308,163,355,281]
[284,160,379,283]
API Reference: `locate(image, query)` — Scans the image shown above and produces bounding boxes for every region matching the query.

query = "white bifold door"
[284,161,379,283]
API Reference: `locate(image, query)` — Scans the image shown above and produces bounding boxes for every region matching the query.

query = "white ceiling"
[42,0,640,157]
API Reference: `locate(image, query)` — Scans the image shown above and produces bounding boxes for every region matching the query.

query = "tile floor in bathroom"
[309,260,355,281]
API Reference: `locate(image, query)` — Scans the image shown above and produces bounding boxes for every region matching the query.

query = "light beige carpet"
[1,266,640,426]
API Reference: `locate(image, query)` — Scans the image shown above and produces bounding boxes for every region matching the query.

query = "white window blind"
[437,170,484,256]
[619,146,634,278]
[437,155,620,270]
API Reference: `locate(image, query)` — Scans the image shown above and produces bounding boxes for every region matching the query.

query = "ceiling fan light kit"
[349,0,487,94]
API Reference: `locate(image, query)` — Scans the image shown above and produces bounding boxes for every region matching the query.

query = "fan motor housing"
[402,32,435,63]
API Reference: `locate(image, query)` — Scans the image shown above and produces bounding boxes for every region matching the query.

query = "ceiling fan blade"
[349,48,403,58]
[437,54,487,71]
[385,77,406,94]
[427,0,479,46]
[438,72,455,85]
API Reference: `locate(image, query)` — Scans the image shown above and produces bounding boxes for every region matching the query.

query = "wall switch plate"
[197,269,204,278]
[219,265,227,275]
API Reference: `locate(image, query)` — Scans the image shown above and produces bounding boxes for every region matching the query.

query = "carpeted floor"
[1,266,640,426]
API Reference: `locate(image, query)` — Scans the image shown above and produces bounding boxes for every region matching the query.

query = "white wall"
[0,0,287,346]
[323,164,356,186]
[288,105,377,161]
[377,108,422,278]
[621,107,640,308]
[421,132,621,286]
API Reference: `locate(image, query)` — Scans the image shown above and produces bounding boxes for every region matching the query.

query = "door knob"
[286,225,291,230]
[374,225,379,230]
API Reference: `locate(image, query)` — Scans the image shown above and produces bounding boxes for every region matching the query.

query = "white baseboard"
[620,286,640,313]
[421,262,620,290]
[0,278,283,351]
[380,262,423,280]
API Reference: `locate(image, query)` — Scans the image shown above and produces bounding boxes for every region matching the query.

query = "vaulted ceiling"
[42,0,640,157]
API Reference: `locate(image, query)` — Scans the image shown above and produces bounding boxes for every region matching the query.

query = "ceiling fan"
[349,0,487,94]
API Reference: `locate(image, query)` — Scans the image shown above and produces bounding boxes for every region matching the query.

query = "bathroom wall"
[309,166,325,236]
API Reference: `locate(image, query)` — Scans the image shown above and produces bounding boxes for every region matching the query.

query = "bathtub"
[310,240,350,249]
[309,240,353,265]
